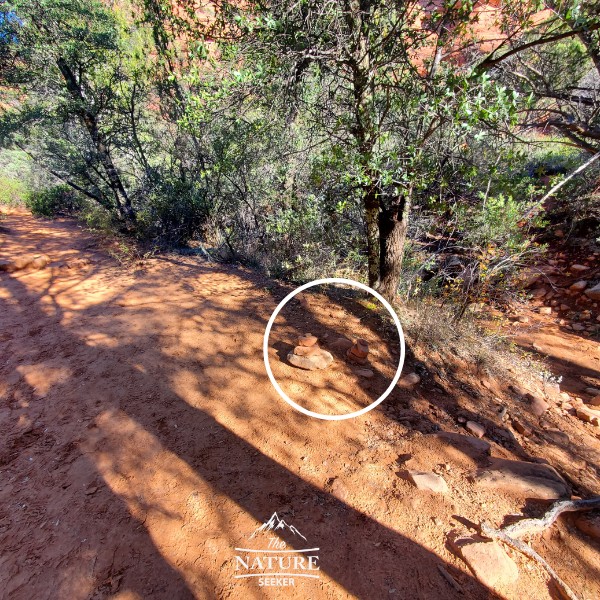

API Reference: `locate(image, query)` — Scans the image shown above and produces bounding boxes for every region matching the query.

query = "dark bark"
[56,57,135,221]
[377,193,410,301]
[364,182,380,288]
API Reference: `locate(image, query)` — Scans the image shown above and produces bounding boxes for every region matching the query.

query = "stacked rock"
[346,338,369,365]
[287,333,334,371]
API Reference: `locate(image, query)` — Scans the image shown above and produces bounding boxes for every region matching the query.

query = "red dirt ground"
[1,208,599,600]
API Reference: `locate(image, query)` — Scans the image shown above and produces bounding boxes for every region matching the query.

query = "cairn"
[287,333,334,370]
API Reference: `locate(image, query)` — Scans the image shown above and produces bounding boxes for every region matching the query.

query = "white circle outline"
[263,277,405,420]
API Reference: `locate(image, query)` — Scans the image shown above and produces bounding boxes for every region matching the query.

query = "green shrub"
[25,185,83,217]
[0,176,28,206]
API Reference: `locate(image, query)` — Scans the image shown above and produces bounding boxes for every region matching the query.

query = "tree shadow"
[0,256,499,599]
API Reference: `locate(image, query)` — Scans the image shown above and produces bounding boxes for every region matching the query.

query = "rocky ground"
[0,208,599,600]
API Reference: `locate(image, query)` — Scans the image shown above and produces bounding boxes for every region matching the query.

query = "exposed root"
[479,497,600,600]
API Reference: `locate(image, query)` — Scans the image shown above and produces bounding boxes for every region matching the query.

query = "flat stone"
[560,304,570,311]
[354,368,374,378]
[298,334,318,347]
[433,431,491,456]
[288,350,334,370]
[576,406,600,426]
[584,387,600,396]
[570,280,588,292]
[517,315,530,323]
[466,421,486,438]
[448,533,519,588]
[585,283,600,301]
[572,323,586,331]
[474,458,570,500]
[293,344,323,357]
[407,470,449,493]
[539,307,552,315]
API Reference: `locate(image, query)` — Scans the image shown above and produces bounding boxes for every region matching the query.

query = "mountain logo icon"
[249,512,307,541]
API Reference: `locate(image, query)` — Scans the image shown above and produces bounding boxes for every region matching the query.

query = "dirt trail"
[1,209,599,600]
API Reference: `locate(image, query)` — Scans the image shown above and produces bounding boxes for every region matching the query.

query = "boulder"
[448,533,519,589]
[584,283,600,301]
[407,471,449,494]
[474,458,570,500]
[530,288,547,298]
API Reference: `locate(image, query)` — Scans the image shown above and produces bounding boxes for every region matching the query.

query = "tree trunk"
[377,193,411,302]
[56,57,135,221]
[364,182,380,288]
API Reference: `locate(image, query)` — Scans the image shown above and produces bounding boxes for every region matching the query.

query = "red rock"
[570,264,590,272]
[570,280,588,292]
[330,337,353,351]
[574,514,600,540]
[397,372,420,388]
[512,419,531,436]
[526,393,549,417]
[346,348,368,365]
[474,458,570,500]
[530,288,547,299]
[588,395,600,407]
[330,478,348,501]
[298,333,318,347]
[584,283,600,301]
[466,421,485,438]
[407,470,449,493]
[433,431,490,455]
[448,534,519,588]
[30,255,50,269]
[539,307,552,315]
[288,349,333,370]
[576,406,600,425]
[293,344,322,357]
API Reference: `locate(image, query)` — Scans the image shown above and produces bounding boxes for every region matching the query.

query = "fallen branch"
[479,497,600,600]
[521,150,600,222]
